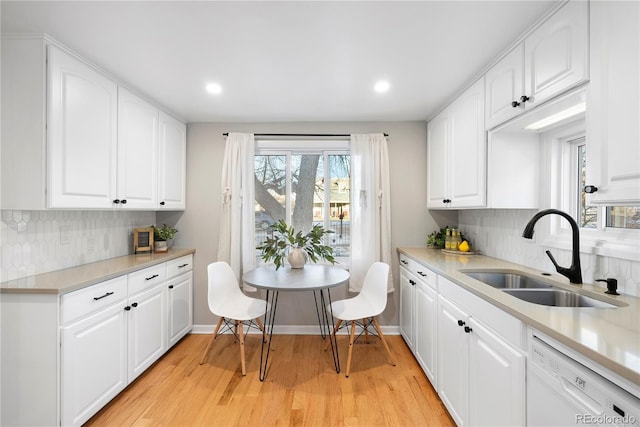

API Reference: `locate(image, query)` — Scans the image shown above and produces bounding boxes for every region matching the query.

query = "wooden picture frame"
[133,227,154,253]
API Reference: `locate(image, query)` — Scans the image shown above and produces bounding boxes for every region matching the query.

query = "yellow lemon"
[459,240,470,252]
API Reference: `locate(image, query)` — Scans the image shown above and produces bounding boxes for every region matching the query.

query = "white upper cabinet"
[48,45,119,208]
[427,78,486,209]
[586,0,640,205]
[485,45,524,129]
[117,87,159,209]
[485,0,588,130]
[158,111,187,210]
[1,35,186,211]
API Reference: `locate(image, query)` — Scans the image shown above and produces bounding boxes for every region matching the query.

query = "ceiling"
[1,1,558,123]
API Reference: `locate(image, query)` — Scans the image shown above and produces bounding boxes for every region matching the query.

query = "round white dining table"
[243,264,350,381]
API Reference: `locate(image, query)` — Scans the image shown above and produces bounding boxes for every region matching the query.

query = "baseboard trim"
[191,323,400,336]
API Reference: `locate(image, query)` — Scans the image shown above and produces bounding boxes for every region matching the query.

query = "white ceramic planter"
[287,248,306,269]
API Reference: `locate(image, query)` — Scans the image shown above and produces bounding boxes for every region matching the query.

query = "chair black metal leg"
[259,289,279,381]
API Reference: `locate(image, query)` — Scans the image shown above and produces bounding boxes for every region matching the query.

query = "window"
[254,140,351,260]
[569,137,640,231]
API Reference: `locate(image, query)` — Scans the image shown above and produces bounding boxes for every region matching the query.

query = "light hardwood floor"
[85,333,455,426]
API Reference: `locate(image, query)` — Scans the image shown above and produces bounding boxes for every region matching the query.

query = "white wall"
[165,121,456,328]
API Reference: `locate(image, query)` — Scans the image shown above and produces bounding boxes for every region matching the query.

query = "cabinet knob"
[520,95,530,103]
[464,326,473,333]
[511,101,520,108]
[160,201,166,206]
[457,320,465,327]
[113,199,121,204]
[442,198,451,204]
[131,302,138,308]
[409,279,416,286]
[124,306,131,311]
[120,199,127,204]
[584,185,598,194]
[168,285,174,289]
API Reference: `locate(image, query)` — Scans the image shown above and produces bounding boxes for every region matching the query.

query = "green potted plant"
[257,219,336,270]
[152,224,178,253]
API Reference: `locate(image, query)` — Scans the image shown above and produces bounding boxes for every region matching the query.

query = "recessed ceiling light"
[374,80,390,93]
[205,83,222,95]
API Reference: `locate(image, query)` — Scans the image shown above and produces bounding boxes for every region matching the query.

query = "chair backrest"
[207,261,245,315]
[358,262,390,316]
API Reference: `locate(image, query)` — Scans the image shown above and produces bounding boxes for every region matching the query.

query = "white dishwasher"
[528,336,639,427]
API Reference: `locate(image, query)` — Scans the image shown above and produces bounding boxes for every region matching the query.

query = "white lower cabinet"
[127,283,167,382]
[168,271,193,347]
[399,253,526,427]
[61,300,128,427]
[437,290,525,427]
[1,255,193,427]
[399,266,416,350]
[415,275,438,387]
[437,295,469,425]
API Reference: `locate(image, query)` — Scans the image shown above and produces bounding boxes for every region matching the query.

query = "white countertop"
[398,247,640,388]
[0,248,196,295]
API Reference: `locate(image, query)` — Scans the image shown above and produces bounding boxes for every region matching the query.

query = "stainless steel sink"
[463,271,553,289]
[462,269,621,308]
[502,289,617,308]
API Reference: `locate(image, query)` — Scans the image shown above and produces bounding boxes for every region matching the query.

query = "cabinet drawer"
[399,254,437,290]
[61,276,128,325]
[166,255,193,279]
[128,264,166,296]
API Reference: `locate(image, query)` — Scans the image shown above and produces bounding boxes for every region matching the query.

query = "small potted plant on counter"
[152,224,178,253]
[257,219,336,270]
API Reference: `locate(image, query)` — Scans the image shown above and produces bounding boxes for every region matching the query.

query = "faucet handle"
[544,250,561,271]
[596,278,619,295]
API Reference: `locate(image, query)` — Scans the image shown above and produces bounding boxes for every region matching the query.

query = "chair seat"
[214,295,268,321]
[330,296,382,321]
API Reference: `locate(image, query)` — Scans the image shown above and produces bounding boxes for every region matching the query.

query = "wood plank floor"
[85,333,455,426]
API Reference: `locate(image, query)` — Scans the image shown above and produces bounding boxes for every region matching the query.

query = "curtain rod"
[222,132,388,137]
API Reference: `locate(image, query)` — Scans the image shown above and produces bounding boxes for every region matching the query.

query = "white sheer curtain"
[217,133,257,291]
[349,133,393,292]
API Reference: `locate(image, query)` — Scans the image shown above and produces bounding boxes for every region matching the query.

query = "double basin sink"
[461,270,622,308]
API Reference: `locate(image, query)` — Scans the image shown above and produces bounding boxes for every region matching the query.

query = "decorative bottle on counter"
[445,228,452,250]
[452,229,462,250]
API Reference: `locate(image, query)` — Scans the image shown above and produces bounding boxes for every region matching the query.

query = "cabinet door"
[485,45,524,129]
[426,112,449,208]
[61,303,128,427]
[117,87,159,209]
[415,280,437,388]
[47,45,118,208]
[399,268,415,350]
[524,0,588,109]
[158,111,187,210]
[468,318,525,427]
[586,0,640,204]
[437,295,469,427]
[449,78,486,208]
[167,271,193,347]
[128,284,167,382]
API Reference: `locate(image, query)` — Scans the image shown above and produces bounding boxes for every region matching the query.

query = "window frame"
[545,122,640,261]
[255,139,351,264]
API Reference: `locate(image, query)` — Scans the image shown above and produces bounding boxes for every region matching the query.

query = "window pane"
[578,144,597,228]
[326,155,350,257]
[606,207,640,229]
[254,155,286,248]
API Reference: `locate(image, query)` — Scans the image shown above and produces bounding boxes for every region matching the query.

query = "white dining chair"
[326,262,396,377]
[199,261,268,376]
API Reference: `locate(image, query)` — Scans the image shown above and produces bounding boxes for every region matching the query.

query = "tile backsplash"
[459,209,640,297]
[1,210,156,282]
